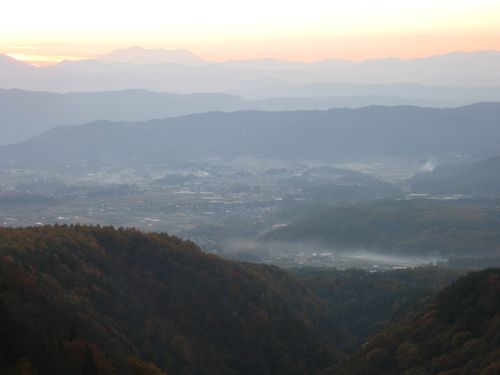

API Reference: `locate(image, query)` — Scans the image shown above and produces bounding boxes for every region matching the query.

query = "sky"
[1,0,500,65]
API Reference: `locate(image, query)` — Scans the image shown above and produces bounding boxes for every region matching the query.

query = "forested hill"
[0,225,335,374]
[1,225,497,374]
[3,103,500,167]
[409,155,500,196]
[334,268,500,374]
[264,199,500,257]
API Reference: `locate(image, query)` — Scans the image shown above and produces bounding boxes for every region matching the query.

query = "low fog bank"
[216,238,500,271]
[213,238,449,271]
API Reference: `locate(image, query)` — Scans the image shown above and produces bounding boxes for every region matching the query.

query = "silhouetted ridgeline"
[3,50,500,92]
[2,103,500,167]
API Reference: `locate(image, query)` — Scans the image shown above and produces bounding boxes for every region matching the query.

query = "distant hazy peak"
[0,53,33,69]
[98,46,208,66]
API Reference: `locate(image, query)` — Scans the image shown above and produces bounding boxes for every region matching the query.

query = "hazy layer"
[2,1,500,63]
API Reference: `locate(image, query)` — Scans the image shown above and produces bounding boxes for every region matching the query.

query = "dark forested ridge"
[0,225,497,374]
[265,199,500,257]
[0,225,334,374]
[334,268,500,374]
[289,267,461,353]
[3,103,500,167]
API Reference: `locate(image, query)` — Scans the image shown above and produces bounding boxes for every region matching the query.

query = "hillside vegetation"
[0,225,334,374]
[410,156,500,196]
[265,200,500,256]
[0,225,496,374]
[334,268,500,374]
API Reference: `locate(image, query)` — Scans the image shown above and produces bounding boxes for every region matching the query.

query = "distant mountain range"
[3,48,500,93]
[2,103,500,167]
[0,88,454,145]
[235,82,500,102]
[0,89,245,145]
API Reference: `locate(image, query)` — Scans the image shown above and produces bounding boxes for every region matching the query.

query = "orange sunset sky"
[1,0,500,65]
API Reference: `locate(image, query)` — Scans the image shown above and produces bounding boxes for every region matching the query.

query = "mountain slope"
[334,268,500,374]
[409,156,500,196]
[0,89,246,145]
[0,54,36,90]
[291,267,461,353]
[0,54,33,70]
[2,104,500,167]
[0,225,335,374]
[264,199,500,257]
[0,88,450,145]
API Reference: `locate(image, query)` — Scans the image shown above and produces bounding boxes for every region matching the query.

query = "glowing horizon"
[2,0,500,65]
